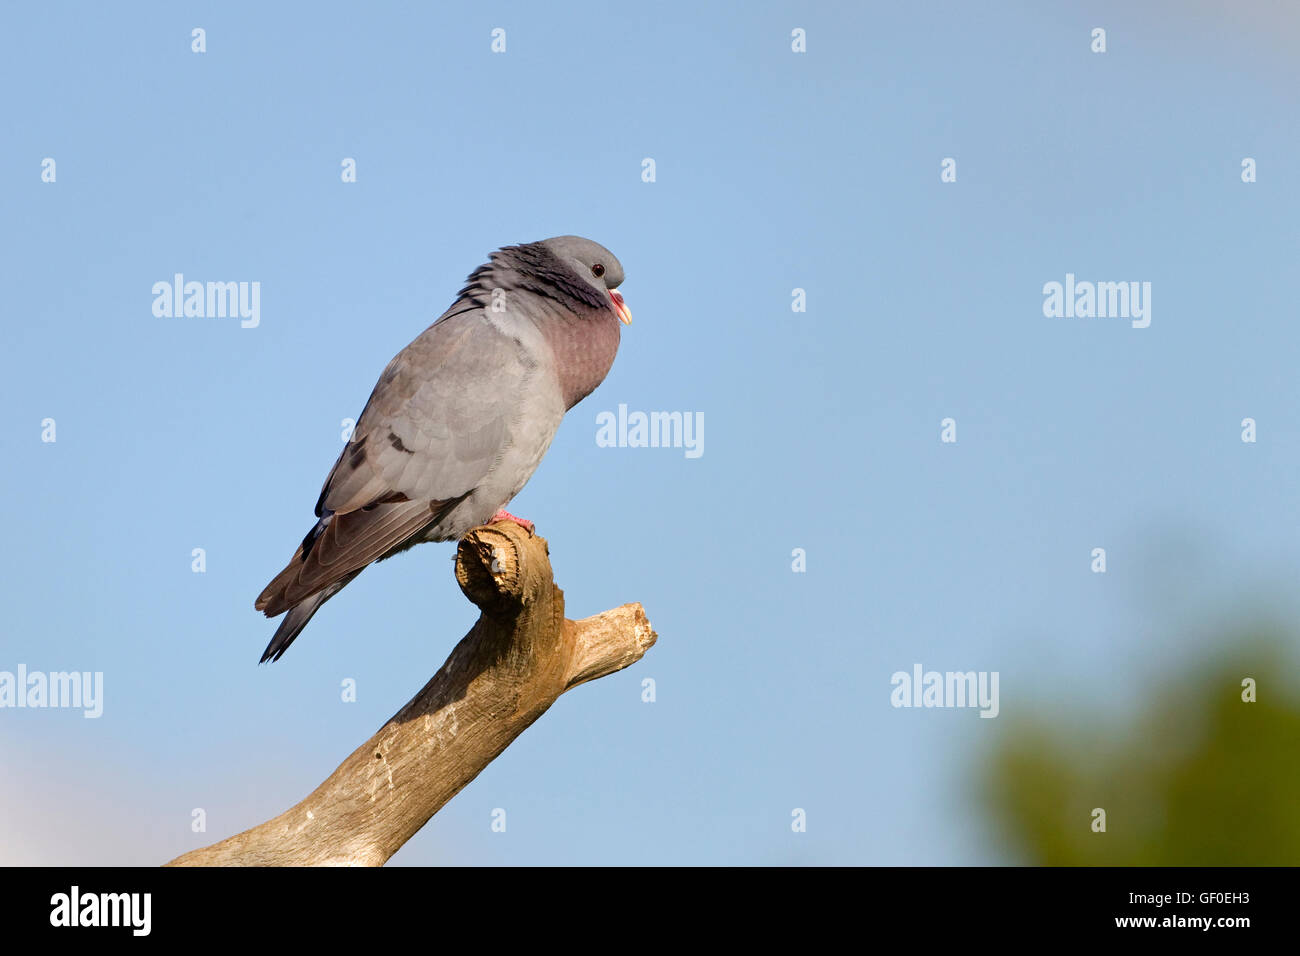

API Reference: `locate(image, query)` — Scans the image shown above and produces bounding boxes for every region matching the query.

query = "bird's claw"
[490,510,535,535]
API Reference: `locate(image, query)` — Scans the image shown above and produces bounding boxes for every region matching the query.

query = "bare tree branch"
[166,522,656,867]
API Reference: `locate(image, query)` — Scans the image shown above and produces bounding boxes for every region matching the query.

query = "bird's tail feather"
[259,577,354,664]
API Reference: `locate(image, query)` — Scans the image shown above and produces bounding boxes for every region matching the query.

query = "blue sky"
[2,1,1298,865]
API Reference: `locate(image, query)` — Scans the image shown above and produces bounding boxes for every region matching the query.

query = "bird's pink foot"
[490,509,535,534]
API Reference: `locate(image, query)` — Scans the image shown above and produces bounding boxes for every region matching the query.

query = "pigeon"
[254,236,631,662]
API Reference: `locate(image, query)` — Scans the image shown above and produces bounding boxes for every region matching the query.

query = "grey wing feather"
[258,305,542,618]
[316,307,529,516]
[257,497,463,614]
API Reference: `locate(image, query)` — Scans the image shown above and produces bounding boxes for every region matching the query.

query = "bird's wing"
[255,497,458,615]
[317,305,520,515]
[257,306,547,613]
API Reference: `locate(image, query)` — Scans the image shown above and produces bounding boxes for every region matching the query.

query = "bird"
[254,235,632,663]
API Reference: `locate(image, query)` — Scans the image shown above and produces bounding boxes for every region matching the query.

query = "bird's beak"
[610,290,632,325]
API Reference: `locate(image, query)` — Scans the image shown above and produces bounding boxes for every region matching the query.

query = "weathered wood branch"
[167,522,656,867]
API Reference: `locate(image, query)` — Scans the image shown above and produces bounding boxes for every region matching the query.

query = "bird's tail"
[256,517,344,663]
[258,576,356,664]
[259,591,324,664]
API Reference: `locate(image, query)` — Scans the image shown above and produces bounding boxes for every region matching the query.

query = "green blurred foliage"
[982,641,1300,865]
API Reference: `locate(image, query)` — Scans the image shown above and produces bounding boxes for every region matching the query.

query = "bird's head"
[537,235,631,325]
[483,235,632,326]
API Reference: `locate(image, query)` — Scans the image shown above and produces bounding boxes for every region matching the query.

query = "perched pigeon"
[255,236,631,662]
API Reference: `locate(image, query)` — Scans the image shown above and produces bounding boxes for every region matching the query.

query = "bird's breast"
[544,314,622,410]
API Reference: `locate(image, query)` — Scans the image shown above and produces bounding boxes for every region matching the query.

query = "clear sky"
[2,1,1298,865]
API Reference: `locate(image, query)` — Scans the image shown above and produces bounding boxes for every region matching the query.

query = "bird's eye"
[592,263,606,278]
